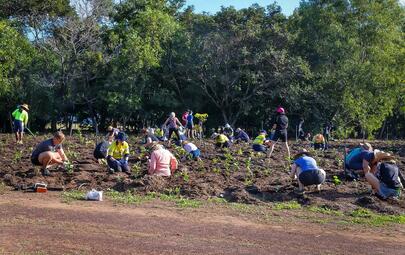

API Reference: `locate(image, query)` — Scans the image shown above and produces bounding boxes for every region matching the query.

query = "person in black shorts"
[267,107,290,160]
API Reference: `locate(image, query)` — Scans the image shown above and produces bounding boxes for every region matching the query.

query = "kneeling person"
[290,149,326,192]
[182,141,201,160]
[31,131,68,176]
[252,130,268,152]
[107,132,130,173]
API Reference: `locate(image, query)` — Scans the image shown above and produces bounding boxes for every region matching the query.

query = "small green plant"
[132,162,142,176]
[349,208,405,226]
[13,150,23,163]
[212,157,219,164]
[181,170,190,182]
[64,161,74,174]
[333,175,342,185]
[107,190,153,204]
[66,148,79,161]
[212,167,221,174]
[236,148,243,155]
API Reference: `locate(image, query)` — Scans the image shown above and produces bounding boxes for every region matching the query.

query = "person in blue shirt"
[186,110,194,139]
[234,128,250,143]
[290,149,326,192]
[345,143,375,174]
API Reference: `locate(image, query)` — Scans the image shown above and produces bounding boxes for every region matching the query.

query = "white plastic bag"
[86,189,103,201]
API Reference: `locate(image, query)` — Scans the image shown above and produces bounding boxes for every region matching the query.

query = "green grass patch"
[159,193,202,208]
[349,208,405,226]
[273,201,301,210]
[229,203,257,213]
[61,190,86,203]
[0,181,7,195]
[207,197,228,204]
[308,206,344,216]
[106,190,154,204]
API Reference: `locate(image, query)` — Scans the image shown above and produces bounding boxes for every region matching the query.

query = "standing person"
[107,132,131,173]
[148,143,178,176]
[181,110,189,126]
[163,112,184,144]
[323,122,332,149]
[298,118,305,141]
[186,110,194,139]
[31,131,69,176]
[268,107,290,160]
[11,104,29,144]
[290,149,326,192]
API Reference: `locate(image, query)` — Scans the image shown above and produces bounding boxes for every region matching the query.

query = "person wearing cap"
[234,128,250,143]
[107,132,130,173]
[186,110,194,139]
[345,143,375,174]
[12,104,29,144]
[148,143,178,176]
[31,131,69,176]
[163,112,184,144]
[182,141,201,160]
[268,107,291,160]
[223,124,234,139]
[215,132,231,149]
[312,133,326,150]
[252,130,268,152]
[364,152,403,200]
[290,149,326,192]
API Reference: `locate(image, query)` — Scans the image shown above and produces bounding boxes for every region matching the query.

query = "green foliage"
[349,208,405,226]
[333,176,342,186]
[61,190,86,203]
[274,201,302,210]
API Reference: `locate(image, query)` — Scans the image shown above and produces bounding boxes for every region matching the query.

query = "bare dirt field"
[0,133,404,254]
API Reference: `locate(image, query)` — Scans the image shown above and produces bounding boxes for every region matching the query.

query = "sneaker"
[42,169,51,176]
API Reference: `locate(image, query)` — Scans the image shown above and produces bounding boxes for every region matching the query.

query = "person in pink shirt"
[148,143,178,177]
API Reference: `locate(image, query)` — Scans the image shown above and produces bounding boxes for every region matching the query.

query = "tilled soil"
[0,134,404,214]
[0,192,404,255]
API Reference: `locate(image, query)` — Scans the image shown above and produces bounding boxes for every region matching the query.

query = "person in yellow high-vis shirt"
[11,104,29,144]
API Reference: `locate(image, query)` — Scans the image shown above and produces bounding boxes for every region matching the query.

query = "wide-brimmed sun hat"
[372,150,396,164]
[20,104,29,111]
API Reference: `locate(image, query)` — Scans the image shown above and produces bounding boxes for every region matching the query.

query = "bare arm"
[290,163,297,178]
[362,159,371,174]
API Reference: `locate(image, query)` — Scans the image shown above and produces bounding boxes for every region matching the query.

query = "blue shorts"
[252,144,266,152]
[14,120,24,133]
[190,149,200,158]
[378,182,400,199]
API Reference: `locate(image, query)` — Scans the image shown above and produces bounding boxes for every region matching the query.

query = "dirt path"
[0,192,404,255]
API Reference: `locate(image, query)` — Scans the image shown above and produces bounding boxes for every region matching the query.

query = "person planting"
[148,143,178,177]
[267,107,291,160]
[290,149,326,193]
[107,132,130,174]
[11,104,29,144]
[94,126,120,163]
[312,133,326,150]
[106,126,120,143]
[345,143,374,175]
[234,128,250,143]
[252,130,269,152]
[364,151,403,200]
[223,123,234,139]
[182,140,201,161]
[214,133,231,149]
[31,131,69,176]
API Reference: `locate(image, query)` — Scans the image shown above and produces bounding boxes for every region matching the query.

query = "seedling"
[236,148,243,155]
[212,167,221,174]
[333,175,342,185]
[13,150,23,163]
[64,161,74,174]
[132,162,142,176]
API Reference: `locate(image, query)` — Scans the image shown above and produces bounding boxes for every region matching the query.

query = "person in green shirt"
[11,104,29,144]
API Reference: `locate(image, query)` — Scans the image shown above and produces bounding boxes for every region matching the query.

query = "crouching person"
[215,133,231,149]
[290,149,326,192]
[148,143,178,177]
[182,141,201,160]
[107,132,130,174]
[252,130,268,152]
[31,131,68,176]
[365,151,402,200]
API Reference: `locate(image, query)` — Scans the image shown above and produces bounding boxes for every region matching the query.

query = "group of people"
[9,103,403,201]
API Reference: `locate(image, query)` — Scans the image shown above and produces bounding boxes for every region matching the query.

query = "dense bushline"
[0,0,404,138]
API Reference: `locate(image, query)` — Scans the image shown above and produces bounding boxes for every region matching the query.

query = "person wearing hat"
[182,140,201,160]
[268,107,291,160]
[252,130,269,152]
[107,132,130,173]
[345,143,374,174]
[290,149,326,192]
[11,104,29,144]
[234,128,250,143]
[31,131,68,176]
[365,152,403,200]
[148,143,178,176]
